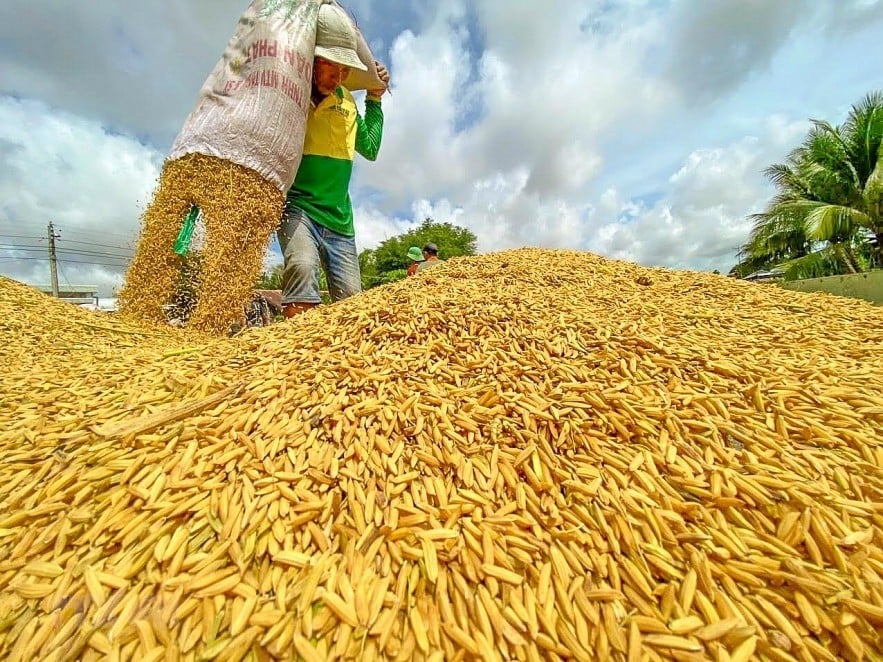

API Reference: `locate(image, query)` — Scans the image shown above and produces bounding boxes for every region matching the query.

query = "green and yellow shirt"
[285,87,383,237]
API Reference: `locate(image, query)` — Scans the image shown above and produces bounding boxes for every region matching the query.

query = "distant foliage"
[734,91,883,280]
[256,264,284,290]
[259,219,479,293]
[375,268,408,286]
[362,218,478,288]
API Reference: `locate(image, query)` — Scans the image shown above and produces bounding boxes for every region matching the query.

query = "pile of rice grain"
[1,250,882,662]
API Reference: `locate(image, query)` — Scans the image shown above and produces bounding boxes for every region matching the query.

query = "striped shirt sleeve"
[355,99,383,161]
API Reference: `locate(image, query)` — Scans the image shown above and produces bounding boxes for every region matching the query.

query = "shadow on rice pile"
[1,249,882,661]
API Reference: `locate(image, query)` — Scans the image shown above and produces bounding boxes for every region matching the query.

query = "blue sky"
[1,0,882,295]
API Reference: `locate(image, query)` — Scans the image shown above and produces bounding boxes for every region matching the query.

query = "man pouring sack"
[277,3,390,317]
[119,0,388,334]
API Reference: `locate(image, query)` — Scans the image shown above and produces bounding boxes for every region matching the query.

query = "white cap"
[315,4,367,71]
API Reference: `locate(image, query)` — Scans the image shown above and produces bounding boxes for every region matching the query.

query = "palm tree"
[742,91,883,278]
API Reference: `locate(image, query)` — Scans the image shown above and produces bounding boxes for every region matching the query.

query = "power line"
[0,256,47,261]
[57,260,73,290]
[60,226,140,241]
[0,240,133,255]
[0,239,135,254]
[0,223,137,244]
[58,237,135,251]
[59,259,129,267]
[0,256,129,267]
[58,247,133,259]
[0,223,137,280]
[0,245,133,259]
[0,226,138,243]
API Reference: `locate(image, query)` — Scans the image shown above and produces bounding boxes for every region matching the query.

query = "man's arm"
[354,61,389,162]
[355,99,383,161]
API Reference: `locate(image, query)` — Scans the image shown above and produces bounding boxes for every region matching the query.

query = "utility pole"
[48,221,60,297]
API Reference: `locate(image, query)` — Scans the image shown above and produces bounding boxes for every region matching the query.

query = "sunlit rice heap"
[1,249,882,662]
[0,277,208,401]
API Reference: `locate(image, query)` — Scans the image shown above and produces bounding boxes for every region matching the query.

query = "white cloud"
[354,3,475,204]
[0,1,248,145]
[0,97,161,296]
[662,0,807,103]
[588,116,809,272]
[352,205,414,253]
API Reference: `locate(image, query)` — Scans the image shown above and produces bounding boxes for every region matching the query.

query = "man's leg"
[277,207,322,317]
[320,226,362,302]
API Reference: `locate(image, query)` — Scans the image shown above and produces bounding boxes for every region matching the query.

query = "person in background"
[406,246,424,276]
[277,4,390,317]
[415,242,443,273]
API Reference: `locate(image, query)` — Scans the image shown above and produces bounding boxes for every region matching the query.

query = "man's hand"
[368,62,390,98]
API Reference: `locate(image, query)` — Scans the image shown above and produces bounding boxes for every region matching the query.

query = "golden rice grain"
[1,249,882,660]
[118,153,283,335]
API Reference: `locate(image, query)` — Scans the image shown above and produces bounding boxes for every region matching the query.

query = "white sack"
[168,0,384,195]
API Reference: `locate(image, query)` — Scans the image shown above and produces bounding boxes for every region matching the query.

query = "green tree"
[358,248,378,291]
[375,268,408,286]
[363,218,478,287]
[260,217,479,295]
[739,91,883,279]
[256,264,284,290]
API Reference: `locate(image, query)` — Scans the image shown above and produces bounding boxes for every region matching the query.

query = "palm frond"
[748,91,883,277]
[778,247,843,281]
[773,201,871,242]
[803,123,861,193]
[863,144,883,231]
[746,209,809,261]
[842,90,883,181]
[763,163,796,188]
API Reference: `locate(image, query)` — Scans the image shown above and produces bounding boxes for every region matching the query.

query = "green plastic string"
[174,206,200,256]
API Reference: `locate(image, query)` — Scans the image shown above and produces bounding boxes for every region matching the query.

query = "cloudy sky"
[1,0,882,296]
